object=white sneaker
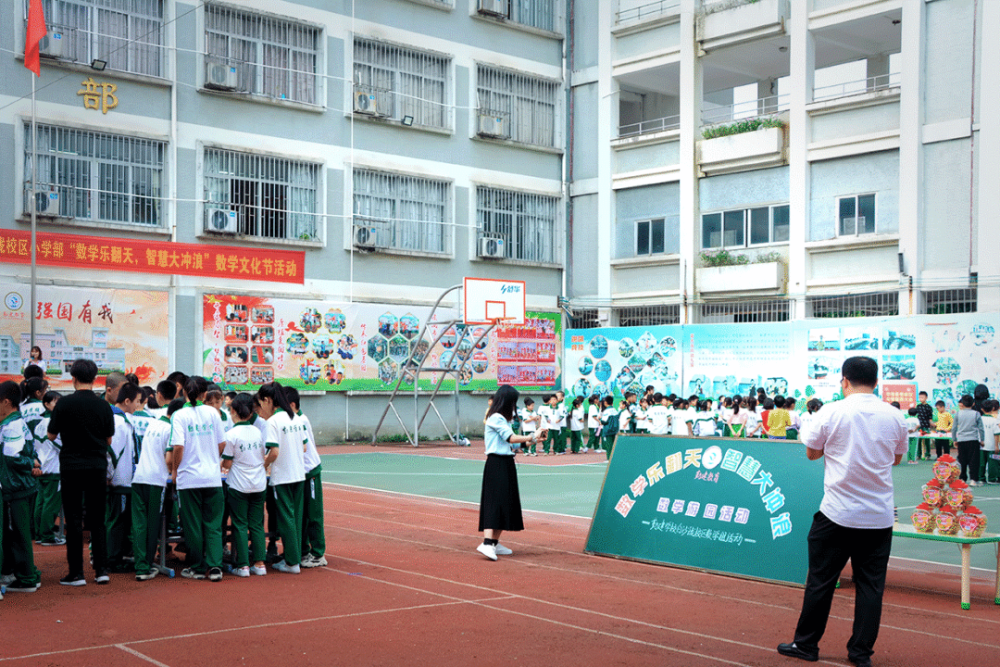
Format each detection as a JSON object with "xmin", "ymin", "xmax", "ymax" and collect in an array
[
  {"xmin": 495, "ymin": 544, "xmax": 513, "ymax": 556},
  {"xmin": 234, "ymin": 566, "xmax": 250, "ymax": 578},
  {"xmin": 272, "ymin": 560, "xmax": 301, "ymax": 574},
  {"xmin": 476, "ymin": 543, "xmax": 497, "ymax": 561},
  {"xmin": 300, "ymin": 554, "xmax": 326, "ymax": 568},
  {"xmin": 250, "ymin": 565, "xmax": 267, "ymax": 576},
  {"xmin": 0, "ymin": 574, "xmax": 14, "ymax": 586}
]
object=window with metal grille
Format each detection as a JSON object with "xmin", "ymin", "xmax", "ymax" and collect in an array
[
  {"xmin": 476, "ymin": 186, "xmax": 558, "ymax": 263},
  {"xmin": 478, "ymin": 0, "xmax": 556, "ymax": 31},
  {"xmin": 701, "ymin": 204, "xmax": 790, "ymax": 250},
  {"xmin": 700, "ymin": 299, "xmax": 790, "ymax": 323},
  {"xmin": 570, "ymin": 309, "xmax": 600, "ymax": 329},
  {"xmin": 353, "ymin": 39, "xmax": 450, "ymax": 129},
  {"xmin": 33, "ymin": 0, "xmax": 163, "ymax": 77},
  {"xmin": 808, "ymin": 291, "xmax": 898, "ymax": 318},
  {"xmin": 837, "ymin": 194, "xmax": 876, "ymax": 236},
  {"xmin": 477, "ymin": 65, "xmax": 558, "ymax": 147},
  {"xmin": 353, "ymin": 169, "xmax": 450, "ymax": 254},
  {"xmin": 205, "ymin": 5, "xmax": 319, "ymax": 105},
  {"xmin": 23, "ymin": 124, "xmax": 164, "ymax": 226},
  {"xmin": 923, "ymin": 288, "xmax": 978, "ymax": 314},
  {"xmin": 204, "ymin": 148, "xmax": 320, "ymax": 241},
  {"xmin": 617, "ymin": 305, "xmax": 680, "ymax": 327}
]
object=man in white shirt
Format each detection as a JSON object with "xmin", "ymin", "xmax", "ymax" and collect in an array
[{"xmin": 778, "ymin": 357, "xmax": 907, "ymax": 667}]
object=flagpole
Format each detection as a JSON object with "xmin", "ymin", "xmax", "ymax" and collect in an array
[{"xmin": 30, "ymin": 72, "xmax": 38, "ymax": 351}]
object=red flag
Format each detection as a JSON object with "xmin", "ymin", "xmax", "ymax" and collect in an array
[{"xmin": 24, "ymin": 0, "xmax": 47, "ymax": 77}]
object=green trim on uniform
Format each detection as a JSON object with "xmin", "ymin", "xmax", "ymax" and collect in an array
[
  {"xmin": 2, "ymin": 493, "xmax": 41, "ymax": 586},
  {"xmin": 273, "ymin": 481, "xmax": 304, "ymax": 566},
  {"xmin": 131, "ymin": 482, "xmax": 164, "ymax": 575},
  {"xmin": 265, "ymin": 442, "xmax": 279, "ymax": 448},
  {"xmin": 221, "ymin": 454, "xmax": 234, "ymax": 460},
  {"xmin": 178, "ymin": 486, "xmax": 225, "ymax": 572},
  {"xmin": 301, "ymin": 466, "xmax": 325, "ymax": 559},
  {"xmin": 32, "ymin": 474, "xmax": 61, "ymax": 542},
  {"xmin": 227, "ymin": 487, "xmax": 265, "ymax": 568}
]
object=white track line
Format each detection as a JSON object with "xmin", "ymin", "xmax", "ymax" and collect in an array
[{"xmin": 116, "ymin": 645, "xmax": 172, "ymax": 667}]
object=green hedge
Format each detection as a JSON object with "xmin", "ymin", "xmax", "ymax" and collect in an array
[{"xmin": 702, "ymin": 116, "xmax": 784, "ymax": 140}]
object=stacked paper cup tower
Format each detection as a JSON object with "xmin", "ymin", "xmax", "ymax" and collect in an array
[{"xmin": 910, "ymin": 455, "xmax": 988, "ymax": 537}]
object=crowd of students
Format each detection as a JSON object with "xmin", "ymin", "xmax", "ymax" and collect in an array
[{"xmin": 0, "ymin": 359, "xmax": 327, "ymax": 599}]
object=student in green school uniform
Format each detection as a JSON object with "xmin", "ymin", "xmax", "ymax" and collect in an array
[
  {"xmin": 257, "ymin": 382, "xmax": 306, "ymax": 574},
  {"xmin": 221, "ymin": 394, "xmax": 274, "ymax": 577},
  {"xmin": 106, "ymin": 383, "xmax": 142, "ymax": 570},
  {"xmin": 586, "ymin": 395, "xmax": 601, "ymax": 452},
  {"xmin": 285, "ymin": 388, "xmax": 327, "ymax": 568},
  {"xmin": 169, "ymin": 376, "xmax": 227, "ymax": 581},
  {"xmin": 599, "ymin": 395, "xmax": 619, "ymax": 460},
  {"xmin": 0, "ymin": 381, "xmax": 41, "ymax": 593},
  {"xmin": 132, "ymin": 398, "xmax": 182, "ymax": 581},
  {"xmin": 204, "ymin": 384, "xmax": 233, "ymax": 555},
  {"xmin": 519, "ymin": 398, "xmax": 540, "ymax": 456},
  {"xmin": 19, "ymin": 378, "xmax": 48, "ymax": 544},
  {"xmin": 32, "ymin": 391, "xmax": 64, "ymax": 546},
  {"xmin": 555, "ymin": 390, "xmax": 570, "ymax": 454},
  {"xmin": 569, "ymin": 397, "xmax": 585, "ymax": 453}
]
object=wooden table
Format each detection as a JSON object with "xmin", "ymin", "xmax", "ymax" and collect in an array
[{"xmin": 892, "ymin": 523, "xmax": 1000, "ymax": 609}]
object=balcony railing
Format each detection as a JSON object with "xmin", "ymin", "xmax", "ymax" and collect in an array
[
  {"xmin": 812, "ymin": 72, "xmax": 901, "ymax": 102},
  {"xmin": 617, "ymin": 113, "xmax": 681, "ymax": 138},
  {"xmin": 615, "ymin": 0, "xmax": 680, "ymax": 24},
  {"xmin": 701, "ymin": 94, "xmax": 788, "ymax": 126}
]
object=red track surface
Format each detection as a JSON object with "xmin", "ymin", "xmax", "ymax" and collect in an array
[{"xmin": 2, "ymin": 448, "xmax": 998, "ymax": 667}]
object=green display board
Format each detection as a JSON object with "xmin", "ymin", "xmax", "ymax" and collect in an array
[{"xmin": 586, "ymin": 436, "xmax": 825, "ymax": 586}]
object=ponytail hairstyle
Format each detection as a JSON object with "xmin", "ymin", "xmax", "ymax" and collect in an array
[
  {"xmin": 258, "ymin": 382, "xmax": 294, "ymax": 417},
  {"xmin": 183, "ymin": 376, "xmax": 209, "ymax": 403},
  {"xmin": 747, "ymin": 397, "xmax": 758, "ymax": 412},
  {"xmin": 23, "ymin": 376, "xmax": 48, "ymax": 402},
  {"xmin": 572, "ymin": 396, "xmax": 583, "ymax": 409}
]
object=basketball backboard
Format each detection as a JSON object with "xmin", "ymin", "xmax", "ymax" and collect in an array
[{"xmin": 463, "ymin": 277, "xmax": 526, "ymax": 325}]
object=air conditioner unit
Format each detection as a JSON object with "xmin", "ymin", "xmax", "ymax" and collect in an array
[
  {"xmin": 39, "ymin": 31, "xmax": 64, "ymax": 59},
  {"xmin": 31, "ymin": 190, "xmax": 60, "ymax": 215},
  {"xmin": 206, "ymin": 208, "xmax": 237, "ymax": 233},
  {"xmin": 353, "ymin": 90, "xmax": 378, "ymax": 115},
  {"xmin": 205, "ymin": 59, "xmax": 239, "ymax": 91},
  {"xmin": 478, "ymin": 236, "xmax": 505, "ymax": 259},
  {"xmin": 354, "ymin": 224, "xmax": 378, "ymax": 248},
  {"xmin": 477, "ymin": 112, "xmax": 509, "ymax": 138},
  {"xmin": 478, "ymin": 0, "xmax": 508, "ymax": 17}
]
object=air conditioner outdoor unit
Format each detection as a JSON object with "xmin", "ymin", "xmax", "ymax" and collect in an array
[
  {"xmin": 39, "ymin": 31, "xmax": 64, "ymax": 59},
  {"xmin": 478, "ymin": 236, "xmax": 505, "ymax": 259},
  {"xmin": 206, "ymin": 208, "xmax": 237, "ymax": 233},
  {"xmin": 31, "ymin": 190, "xmax": 60, "ymax": 215},
  {"xmin": 205, "ymin": 59, "xmax": 239, "ymax": 90},
  {"xmin": 478, "ymin": 0, "xmax": 508, "ymax": 17},
  {"xmin": 353, "ymin": 90, "xmax": 378, "ymax": 115},
  {"xmin": 477, "ymin": 112, "xmax": 509, "ymax": 138},
  {"xmin": 354, "ymin": 224, "xmax": 378, "ymax": 248}
]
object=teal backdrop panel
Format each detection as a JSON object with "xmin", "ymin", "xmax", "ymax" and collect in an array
[{"xmin": 586, "ymin": 435, "xmax": 826, "ymax": 586}]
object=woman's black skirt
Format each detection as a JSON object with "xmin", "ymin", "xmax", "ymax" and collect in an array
[{"xmin": 478, "ymin": 454, "xmax": 524, "ymax": 532}]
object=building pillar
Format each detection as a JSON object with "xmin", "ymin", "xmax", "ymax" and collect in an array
[
  {"xmin": 977, "ymin": 0, "xmax": 1000, "ymax": 314},
  {"xmin": 866, "ymin": 53, "xmax": 890, "ymax": 89},
  {"xmin": 596, "ymin": 0, "xmax": 615, "ymax": 321},
  {"xmin": 787, "ymin": 8, "xmax": 813, "ymax": 321},
  {"xmin": 898, "ymin": 0, "xmax": 925, "ymax": 315},
  {"xmin": 679, "ymin": 0, "xmax": 702, "ymax": 324}
]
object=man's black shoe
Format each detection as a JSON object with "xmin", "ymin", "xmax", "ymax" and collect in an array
[
  {"xmin": 777, "ymin": 643, "xmax": 819, "ymax": 662},
  {"xmin": 849, "ymin": 657, "xmax": 872, "ymax": 667}
]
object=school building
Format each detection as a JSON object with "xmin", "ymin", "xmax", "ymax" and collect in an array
[{"xmin": 1, "ymin": 0, "xmax": 998, "ymax": 437}]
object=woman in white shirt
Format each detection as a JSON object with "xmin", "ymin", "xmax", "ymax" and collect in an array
[
  {"xmin": 476, "ymin": 386, "xmax": 546, "ymax": 561},
  {"xmin": 256, "ymin": 382, "xmax": 307, "ymax": 574}
]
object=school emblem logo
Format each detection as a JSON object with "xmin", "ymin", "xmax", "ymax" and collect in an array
[{"xmin": 5, "ymin": 292, "xmax": 23, "ymax": 311}]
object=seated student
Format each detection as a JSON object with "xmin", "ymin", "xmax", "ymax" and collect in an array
[
  {"xmin": 33, "ymin": 390, "xmax": 64, "ymax": 546},
  {"xmin": 647, "ymin": 394, "xmax": 670, "ymax": 435},
  {"xmin": 132, "ymin": 398, "xmax": 183, "ymax": 581},
  {"xmin": 766, "ymin": 397, "xmax": 792, "ymax": 440},
  {"xmin": 222, "ymin": 394, "xmax": 274, "ymax": 577},
  {"xmin": 0, "ymin": 381, "xmax": 41, "ymax": 593},
  {"xmin": 106, "ymin": 382, "xmax": 142, "ymax": 571},
  {"xmin": 934, "ymin": 400, "xmax": 954, "ymax": 457},
  {"xmin": 285, "ymin": 388, "xmax": 326, "ymax": 569}
]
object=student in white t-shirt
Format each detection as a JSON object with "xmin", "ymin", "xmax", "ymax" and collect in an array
[
  {"xmin": 670, "ymin": 399, "xmax": 693, "ymax": 437},
  {"xmin": 286, "ymin": 387, "xmax": 326, "ymax": 568},
  {"xmin": 569, "ymin": 397, "xmax": 585, "ymax": 453},
  {"xmin": 222, "ymin": 394, "xmax": 275, "ymax": 577},
  {"xmin": 647, "ymin": 393, "xmax": 670, "ymax": 435},
  {"xmin": 132, "ymin": 397, "xmax": 182, "ymax": 581},
  {"xmin": 519, "ymin": 398, "xmax": 539, "ymax": 456},
  {"xmin": 169, "ymin": 376, "xmax": 227, "ymax": 581},
  {"xmin": 257, "ymin": 382, "xmax": 307, "ymax": 574},
  {"xmin": 744, "ymin": 397, "xmax": 762, "ymax": 438},
  {"xmin": 107, "ymin": 383, "xmax": 141, "ymax": 569},
  {"xmin": 32, "ymin": 390, "xmax": 64, "ymax": 547},
  {"xmin": 979, "ymin": 400, "xmax": 999, "ymax": 484},
  {"xmin": 692, "ymin": 401, "xmax": 718, "ymax": 437},
  {"xmin": 634, "ymin": 398, "xmax": 651, "ymax": 434},
  {"xmin": 586, "ymin": 395, "xmax": 601, "ymax": 452}
]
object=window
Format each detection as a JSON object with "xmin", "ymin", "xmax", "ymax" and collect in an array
[
  {"xmin": 617, "ymin": 305, "xmax": 679, "ymax": 327},
  {"xmin": 569, "ymin": 309, "xmax": 600, "ymax": 329},
  {"xmin": 478, "ymin": 0, "xmax": 556, "ymax": 31},
  {"xmin": 808, "ymin": 291, "xmax": 898, "ymax": 318},
  {"xmin": 923, "ymin": 288, "xmax": 977, "ymax": 314},
  {"xmin": 837, "ymin": 194, "xmax": 876, "ymax": 236},
  {"xmin": 36, "ymin": 0, "xmax": 163, "ymax": 77},
  {"xmin": 636, "ymin": 219, "xmax": 666, "ymax": 256},
  {"xmin": 353, "ymin": 169, "xmax": 450, "ymax": 254},
  {"xmin": 477, "ymin": 186, "xmax": 558, "ymax": 263},
  {"xmin": 477, "ymin": 65, "xmax": 558, "ymax": 148},
  {"xmin": 204, "ymin": 148, "xmax": 320, "ymax": 241},
  {"xmin": 701, "ymin": 204, "xmax": 789, "ymax": 249},
  {"xmin": 24, "ymin": 124, "xmax": 164, "ymax": 226},
  {"xmin": 353, "ymin": 39, "xmax": 450, "ymax": 129},
  {"xmin": 205, "ymin": 5, "xmax": 320, "ymax": 105},
  {"xmin": 700, "ymin": 299, "xmax": 790, "ymax": 323}
]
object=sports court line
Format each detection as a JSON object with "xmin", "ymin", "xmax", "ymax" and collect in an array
[
  {"xmin": 323, "ymin": 507, "xmax": 1000, "ymax": 637},
  {"xmin": 116, "ymin": 645, "xmax": 172, "ymax": 667},
  {"xmin": 322, "ymin": 469, "xmax": 605, "ymax": 477},
  {"xmin": 0, "ymin": 601, "xmax": 470, "ymax": 664}
]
